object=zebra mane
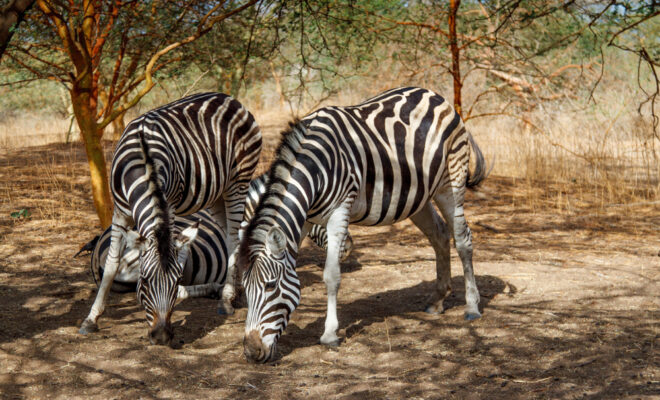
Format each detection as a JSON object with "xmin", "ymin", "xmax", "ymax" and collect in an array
[
  {"xmin": 137, "ymin": 129, "xmax": 172, "ymax": 269},
  {"xmin": 273, "ymin": 119, "xmax": 306, "ymax": 165},
  {"xmin": 236, "ymin": 120, "xmax": 307, "ymax": 272}
]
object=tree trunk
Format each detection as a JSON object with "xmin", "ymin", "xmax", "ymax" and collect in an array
[
  {"xmin": 71, "ymin": 90, "xmax": 113, "ymax": 228},
  {"xmin": 448, "ymin": 0, "xmax": 462, "ymax": 117},
  {"xmin": 270, "ymin": 61, "xmax": 286, "ymax": 110},
  {"xmin": 83, "ymin": 127, "xmax": 113, "ymax": 228}
]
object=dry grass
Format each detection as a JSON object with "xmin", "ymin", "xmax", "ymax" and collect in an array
[{"xmin": 1, "ymin": 53, "xmax": 657, "ymax": 216}]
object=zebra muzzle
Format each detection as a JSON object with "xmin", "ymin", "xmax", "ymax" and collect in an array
[
  {"xmin": 149, "ymin": 321, "xmax": 174, "ymax": 346},
  {"xmin": 243, "ymin": 330, "xmax": 273, "ymax": 363}
]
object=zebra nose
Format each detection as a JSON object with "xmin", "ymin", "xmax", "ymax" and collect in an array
[
  {"xmin": 243, "ymin": 330, "xmax": 267, "ymax": 363},
  {"xmin": 149, "ymin": 322, "xmax": 174, "ymax": 346}
]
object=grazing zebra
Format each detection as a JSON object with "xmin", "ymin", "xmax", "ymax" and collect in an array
[
  {"xmin": 236, "ymin": 87, "xmax": 488, "ymax": 363},
  {"xmin": 87, "ymin": 210, "xmax": 227, "ymax": 298},
  {"xmin": 79, "ymin": 92, "xmax": 262, "ymax": 346},
  {"xmin": 81, "ymin": 175, "xmax": 354, "ymax": 322}
]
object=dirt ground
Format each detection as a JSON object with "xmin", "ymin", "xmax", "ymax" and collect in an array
[{"xmin": 0, "ymin": 136, "xmax": 658, "ymax": 399}]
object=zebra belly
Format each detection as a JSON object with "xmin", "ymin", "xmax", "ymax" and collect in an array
[{"xmin": 348, "ymin": 189, "xmax": 430, "ymax": 226}]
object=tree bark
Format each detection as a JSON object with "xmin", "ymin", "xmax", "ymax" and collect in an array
[
  {"xmin": 448, "ymin": 0, "xmax": 462, "ymax": 117},
  {"xmin": 71, "ymin": 87, "xmax": 113, "ymax": 228},
  {"xmin": 0, "ymin": 0, "xmax": 35, "ymax": 60}
]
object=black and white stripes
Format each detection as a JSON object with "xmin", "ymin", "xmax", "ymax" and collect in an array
[
  {"xmin": 80, "ymin": 92, "xmax": 261, "ymax": 345},
  {"xmin": 90, "ymin": 210, "xmax": 227, "ymax": 298},
  {"xmin": 237, "ymin": 87, "xmax": 487, "ymax": 362},
  {"xmin": 82, "ymin": 173, "xmax": 354, "ymax": 337}
]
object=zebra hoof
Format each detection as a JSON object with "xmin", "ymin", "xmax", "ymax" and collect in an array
[
  {"xmin": 321, "ymin": 339, "xmax": 342, "ymax": 349},
  {"xmin": 464, "ymin": 311, "xmax": 482, "ymax": 321},
  {"xmin": 217, "ymin": 305, "xmax": 235, "ymax": 316},
  {"xmin": 424, "ymin": 304, "xmax": 444, "ymax": 315},
  {"xmin": 79, "ymin": 319, "xmax": 99, "ymax": 335}
]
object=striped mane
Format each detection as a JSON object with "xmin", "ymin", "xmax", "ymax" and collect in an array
[
  {"xmin": 137, "ymin": 129, "xmax": 172, "ymax": 270},
  {"xmin": 237, "ymin": 120, "xmax": 307, "ymax": 270}
]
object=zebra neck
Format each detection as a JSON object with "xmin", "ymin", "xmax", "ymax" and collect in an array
[
  {"xmin": 129, "ymin": 139, "xmax": 175, "ymax": 241},
  {"xmin": 251, "ymin": 161, "xmax": 319, "ymax": 256}
]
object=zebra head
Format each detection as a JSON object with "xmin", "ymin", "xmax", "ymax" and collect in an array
[
  {"xmin": 123, "ymin": 221, "xmax": 199, "ymax": 346},
  {"xmin": 240, "ymin": 226, "xmax": 301, "ymax": 363}
]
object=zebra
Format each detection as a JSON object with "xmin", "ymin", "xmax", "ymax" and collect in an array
[
  {"xmin": 79, "ymin": 92, "xmax": 262, "ymax": 346},
  {"xmin": 79, "ymin": 175, "xmax": 355, "ymax": 326},
  {"xmin": 85, "ymin": 209, "xmax": 227, "ymax": 299},
  {"xmin": 236, "ymin": 87, "xmax": 488, "ymax": 363}
]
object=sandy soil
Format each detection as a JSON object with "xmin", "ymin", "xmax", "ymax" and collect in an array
[{"xmin": 0, "ymin": 137, "xmax": 658, "ymax": 399}]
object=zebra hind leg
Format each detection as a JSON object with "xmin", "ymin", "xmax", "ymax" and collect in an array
[
  {"xmin": 409, "ymin": 202, "xmax": 452, "ymax": 315},
  {"xmin": 209, "ymin": 197, "xmax": 236, "ymax": 315},
  {"xmin": 307, "ymin": 224, "xmax": 354, "ymax": 261},
  {"xmin": 177, "ymin": 282, "xmax": 222, "ymax": 302},
  {"xmin": 434, "ymin": 190, "xmax": 481, "ymax": 321}
]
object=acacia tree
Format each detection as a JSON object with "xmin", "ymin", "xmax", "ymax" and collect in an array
[
  {"xmin": 3, "ymin": 0, "xmax": 258, "ymax": 227},
  {"xmin": 353, "ymin": 0, "xmax": 658, "ymax": 130}
]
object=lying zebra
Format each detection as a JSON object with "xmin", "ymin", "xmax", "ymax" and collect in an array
[{"xmin": 79, "ymin": 174, "xmax": 354, "ymax": 310}]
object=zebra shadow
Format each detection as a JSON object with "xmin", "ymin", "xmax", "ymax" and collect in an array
[{"xmin": 276, "ymin": 274, "xmax": 514, "ymax": 359}]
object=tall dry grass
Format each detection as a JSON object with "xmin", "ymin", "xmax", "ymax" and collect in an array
[{"xmin": 1, "ymin": 53, "xmax": 657, "ymax": 215}]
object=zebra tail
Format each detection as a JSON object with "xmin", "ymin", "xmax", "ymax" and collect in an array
[
  {"xmin": 466, "ymin": 133, "xmax": 491, "ymax": 189},
  {"xmin": 74, "ymin": 235, "xmax": 100, "ymax": 258}
]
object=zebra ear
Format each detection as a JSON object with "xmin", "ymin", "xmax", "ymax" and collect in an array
[
  {"xmin": 266, "ymin": 226, "xmax": 286, "ymax": 257},
  {"xmin": 175, "ymin": 221, "xmax": 199, "ymax": 251},
  {"xmin": 123, "ymin": 230, "xmax": 147, "ymax": 252}
]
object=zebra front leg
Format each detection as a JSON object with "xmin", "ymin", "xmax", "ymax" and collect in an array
[
  {"xmin": 177, "ymin": 282, "xmax": 222, "ymax": 302},
  {"xmin": 410, "ymin": 202, "xmax": 452, "ymax": 314},
  {"xmin": 307, "ymin": 224, "xmax": 354, "ymax": 261},
  {"xmin": 434, "ymin": 190, "xmax": 481, "ymax": 320},
  {"xmin": 209, "ymin": 198, "xmax": 236, "ymax": 315},
  {"xmin": 215, "ymin": 186, "xmax": 249, "ymax": 315},
  {"xmin": 80, "ymin": 213, "xmax": 132, "ymax": 334},
  {"xmin": 320, "ymin": 203, "xmax": 352, "ymax": 346}
]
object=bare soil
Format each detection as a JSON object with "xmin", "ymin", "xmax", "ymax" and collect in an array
[{"xmin": 0, "ymin": 137, "xmax": 658, "ymax": 399}]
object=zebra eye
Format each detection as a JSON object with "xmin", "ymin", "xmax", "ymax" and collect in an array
[{"xmin": 265, "ymin": 280, "xmax": 277, "ymax": 290}]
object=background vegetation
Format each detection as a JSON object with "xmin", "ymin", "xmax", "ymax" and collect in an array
[{"xmin": 1, "ymin": 0, "xmax": 658, "ymax": 225}]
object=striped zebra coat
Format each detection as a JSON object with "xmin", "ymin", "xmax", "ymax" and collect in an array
[
  {"xmin": 237, "ymin": 87, "xmax": 487, "ymax": 362},
  {"xmin": 88, "ymin": 210, "xmax": 227, "ymax": 298},
  {"xmin": 79, "ymin": 92, "xmax": 261, "ymax": 346},
  {"xmin": 82, "ymin": 175, "xmax": 354, "ymax": 301}
]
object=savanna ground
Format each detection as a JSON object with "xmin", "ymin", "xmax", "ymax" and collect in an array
[{"xmin": 0, "ymin": 117, "xmax": 659, "ymax": 399}]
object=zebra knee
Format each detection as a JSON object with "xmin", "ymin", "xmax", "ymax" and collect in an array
[{"xmin": 323, "ymin": 270, "xmax": 341, "ymax": 293}]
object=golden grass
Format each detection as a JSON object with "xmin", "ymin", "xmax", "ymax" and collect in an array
[{"xmin": 1, "ymin": 68, "xmax": 657, "ymax": 215}]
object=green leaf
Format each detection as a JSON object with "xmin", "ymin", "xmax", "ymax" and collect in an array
[{"xmin": 10, "ymin": 209, "xmax": 30, "ymax": 219}]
